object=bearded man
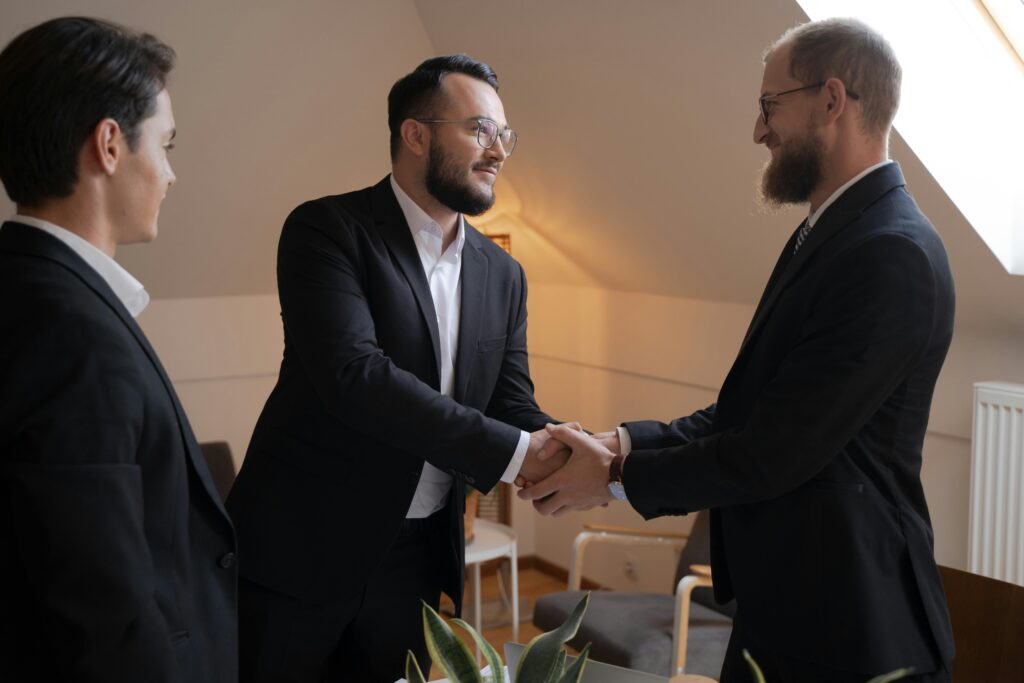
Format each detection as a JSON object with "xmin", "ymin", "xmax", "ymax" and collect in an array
[
  {"xmin": 521, "ymin": 19, "xmax": 956, "ymax": 682},
  {"xmin": 226, "ymin": 55, "xmax": 565, "ymax": 682}
]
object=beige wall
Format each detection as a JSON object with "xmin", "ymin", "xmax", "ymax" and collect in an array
[
  {"xmin": 5, "ymin": 0, "xmax": 1024, "ymax": 597},
  {"xmin": 521, "ymin": 284, "xmax": 1024, "ymax": 591},
  {"xmin": 133, "ymin": 281, "xmax": 1024, "ymax": 594}
]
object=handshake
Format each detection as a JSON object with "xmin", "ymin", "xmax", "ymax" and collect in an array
[{"xmin": 512, "ymin": 423, "xmax": 624, "ymax": 517}]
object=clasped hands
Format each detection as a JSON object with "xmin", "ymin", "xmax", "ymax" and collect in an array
[{"xmin": 513, "ymin": 423, "xmax": 622, "ymax": 517}]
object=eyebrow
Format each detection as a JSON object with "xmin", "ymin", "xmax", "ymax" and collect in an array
[{"xmin": 167, "ymin": 128, "xmax": 177, "ymax": 141}]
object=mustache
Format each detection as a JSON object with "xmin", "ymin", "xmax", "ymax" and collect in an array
[{"xmin": 472, "ymin": 161, "xmax": 501, "ymax": 172}]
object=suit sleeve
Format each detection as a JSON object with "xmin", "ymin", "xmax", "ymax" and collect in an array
[
  {"xmin": 624, "ymin": 405, "xmax": 717, "ymax": 450},
  {"xmin": 0, "ymin": 303, "xmax": 180, "ymax": 682},
  {"xmin": 277, "ymin": 200, "xmax": 521, "ymax": 491},
  {"xmin": 483, "ymin": 262, "xmax": 554, "ymax": 432},
  {"xmin": 624, "ymin": 234, "xmax": 939, "ymax": 518}
]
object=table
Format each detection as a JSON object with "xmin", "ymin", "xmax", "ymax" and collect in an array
[{"xmin": 464, "ymin": 519, "xmax": 518, "ymax": 661}]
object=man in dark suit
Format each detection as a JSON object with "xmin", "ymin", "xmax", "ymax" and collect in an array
[
  {"xmin": 0, "ymin": 17, "xmax": 237, "ymax": 683},
  {"xmin": 523, "ymin": 19, "xmax": 955, "ymax": 682},
  {"xmin": 226, "ymin": 55, "xmax": 565, "ymax": 682}
]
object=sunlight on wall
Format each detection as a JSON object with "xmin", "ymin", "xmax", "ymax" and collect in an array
[
  {"xmin": 473, "ymin": 177, "xmax": 601, "ymax": 288},
  {"xmin": 796, "ymin": 0, "xmax": 1024, "ymax": 275}
]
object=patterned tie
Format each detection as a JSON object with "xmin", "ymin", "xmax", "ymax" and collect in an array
[{"xmin": 793, "ymin": 219, "xmax": 812, "ymax": 253}]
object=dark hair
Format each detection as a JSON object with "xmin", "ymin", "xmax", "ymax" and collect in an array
[
  {"xmin": 0, "ymin": 16, "xmax": 176, "ymax": 207},
  {"xmin": 766, "ymin": 18, "xmax": 901, "ymax": 138},
  {"xmin": 387, "ymin": 54, "xmax": 499, "ymax": 160}
]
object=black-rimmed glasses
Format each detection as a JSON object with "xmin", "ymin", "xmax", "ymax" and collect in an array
[
  {"xmin": 415, "ymin": 117, "xmax": 518, "ymax": 156},
  {"xmin": 758, "ymin": 81, "xmax": 860, "ymax": 123}
]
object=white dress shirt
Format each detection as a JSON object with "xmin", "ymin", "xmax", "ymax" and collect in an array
[
  {"xmin": 7, "ymin": 215, "xmax": 150, "ymax": 317},
  {"xmin": 389, "ymin": 177, "xmax": 530, "ymax": 518}
]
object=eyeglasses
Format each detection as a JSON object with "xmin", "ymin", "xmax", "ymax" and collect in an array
[
  {"xmin": 414, "ymin": 117, "xmax": 518, "ymax": 156},
  {"xmin": 758, "ymin": 81, "xmax": 860, "ymax": 123}
]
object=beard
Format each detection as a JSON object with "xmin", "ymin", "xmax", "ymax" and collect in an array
[
  {"xmin": 425, "ymin": 138, "xmax": 496, "ymax": 216},
  {"xmin": 759, "ymin": 121, "xmax": 825, "ymax": 206}
]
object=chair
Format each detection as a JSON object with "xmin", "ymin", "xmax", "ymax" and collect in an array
[
  {"xmin": 534, "ymin": 510, "xmax": 733, "ymax": 680},
  {"xmin": 198, "ymin": 441, "xmax": 237, "ymax": 502},
  {"xmin": 937, "ymin": 565, "xmax": 1024, "ymax": 680}
]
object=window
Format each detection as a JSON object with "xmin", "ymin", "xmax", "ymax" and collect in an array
[{"xmin": 796, "ymin": 0, "xmax": 1024, "ymax": 275}]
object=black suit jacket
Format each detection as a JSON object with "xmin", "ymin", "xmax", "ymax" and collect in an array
[
  {"xmin": 622, "ymin": 163, "xmax": 955, "ymax": 675},
  {"xmin": 226, "ymin": 177, "xmax": 552, "ymax": 609},
  {"xmin": 0, "ymin": 223, "xmax": 238, "ymax": 682}
]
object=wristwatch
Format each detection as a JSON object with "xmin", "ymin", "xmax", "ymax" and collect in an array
[{"xmin": 607, "ymin": 453, "xmax": 627, "ymax": 501}]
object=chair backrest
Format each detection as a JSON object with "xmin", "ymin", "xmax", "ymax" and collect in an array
[
  {"xmin": 673, "ymin": 509, "xmax": 736, "ymax": 618},
  {"xmin": 938, "ymin": 564, "xmax": 1024, "ymax": 680},
  {"xmin": 198, "ymin": 441, "xmax": 236, "ymax": 502}
]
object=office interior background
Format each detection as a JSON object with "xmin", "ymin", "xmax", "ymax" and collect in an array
[{"xmin": 3, "ymin": 0, "xmax": 1023, "ymax": 595}]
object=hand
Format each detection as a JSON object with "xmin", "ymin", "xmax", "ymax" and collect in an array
[
  {"xmin": 517, "ymin": 423, "xmax": 616, "ymax": 516},
  {"xmin": 592, "ymin": 430, "xmax": 622, "ymax": 455},
  {"xmin": 515, "ymin": 424, "xmax": 576, "ymax": 486}
]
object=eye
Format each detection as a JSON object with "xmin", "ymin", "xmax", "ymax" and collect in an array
[{"xmin": 164, "ymin": 143, "xmax": 175, "ymax": 151}]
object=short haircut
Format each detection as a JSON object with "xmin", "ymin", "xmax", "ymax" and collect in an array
[
  {"xmin": 766, "ymin": 18, "xmax": 901, "ymax": 138},
  {"xmin": 0, "ymin": 17, "xmax": 176, "ymax": 207},
  {"xmin": 387, "ymin": 54, "xmax": 499, "ymax": 160}
]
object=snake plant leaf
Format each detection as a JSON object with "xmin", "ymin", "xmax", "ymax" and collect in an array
[
  {"xmin": 405, "ymin": 650, "xmax": 427, "ymax": 683},
  {"xmin": 866, "ymin": 668, "xmax": 915, "ymax": 683},
  {"xmin": 544, "ymin": 651, "xmax": 569, "ymax": 679},
  {"xmin": 548, "ymin": 651, "xmax": 567, "ymax": 683},
  {"xmin": 515, "ymin": 593, "xmax": 590, "ymax": 683},
  {"xmin": 553, "ymin": 643, "xmax": 591, "ymax": 683},
  {"xmin": 451, "ymin": 618, "xmax": 504, "ymax": 683},
  {"xmin": 742, "ymin": 649, "xmax": 766, "ymax": 683},
  {"xmin": 421, "ymin": 600, "xmax": 483, "ymax": 683}
]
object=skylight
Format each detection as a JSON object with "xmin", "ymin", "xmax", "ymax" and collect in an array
[
  {"xmin": 981, "ymin": 0, "xmax": 1024, "ymax": 61},
  {"xmin": 795, "ymin": 0, "xmax": 1024, "ymax": 275}
]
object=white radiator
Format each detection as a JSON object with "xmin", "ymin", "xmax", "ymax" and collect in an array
[{"xmin": 969, "ymin": 381, "xmax": 1024, "ymax": 587}]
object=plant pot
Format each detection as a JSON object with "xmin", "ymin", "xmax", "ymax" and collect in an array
[{"xmin": 464, "ymin": 489, "xmax": 479, "ymax": 544}]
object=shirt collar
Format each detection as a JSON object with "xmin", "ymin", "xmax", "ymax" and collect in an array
[
  {"xmin": 389, "ymin": 175, "xmax": 466, "ymax": 257},
  {"xmin": 9, "ymin": 215, "xmax": 150, "ymax": 317},
  {"xmin": 807, "ymin": 159, "xmax": 893, "ymax": 228}
]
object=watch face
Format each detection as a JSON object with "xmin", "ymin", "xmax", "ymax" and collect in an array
[{"xmin": 607, "ymin": 481, "xmax": 627, "ymax": 501}]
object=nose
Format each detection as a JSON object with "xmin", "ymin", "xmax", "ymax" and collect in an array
[
  {"xmin": 753, "ymin": 113, "xmax": 769, "ymax": 145},
  {"xmin": 167, "ymin": 164, "xmax": 177, "ymax": 188},
  {"xmin": 486, "ymin": 138, "xmax": 508, "ymax": 163}
]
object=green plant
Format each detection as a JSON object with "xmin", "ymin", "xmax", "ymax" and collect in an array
[
  {"xmin": 742, "ymin": 649, "xmax": 914, "ymax": 683},
  {"xmin": 405, "ymin": 593, "xmax": 591, "ymax": 683}
]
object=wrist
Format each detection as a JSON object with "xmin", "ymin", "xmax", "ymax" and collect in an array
[
  {"xmin": 608, "ymin": 453, "xmax": 626, "ymax": 484},
  {"xmin": 607, "ymin": 453, "xmax": 627, "ymax": 502}
]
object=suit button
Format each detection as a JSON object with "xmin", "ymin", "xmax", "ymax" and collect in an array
[
  {"xmin": 465, "ymin": 476, "xmax": 476, "ymax": 485},
  {"xmin": 218, "ymin": 552, "xmax": 236, "ymax": 569}
]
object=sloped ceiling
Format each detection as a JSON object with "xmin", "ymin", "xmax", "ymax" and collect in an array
[
  {"xmin": 1, "ymin": 0, "xmax": 1021, "ymax": 334},
  {"xmin": 414, "ymin": 0, "xmax": 1024, "ymax": 333}
]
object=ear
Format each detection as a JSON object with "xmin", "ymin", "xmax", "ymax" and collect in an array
[
  {"xmin": 87, "ymin": 118, "xmax": 124, "ymax": 176},
  {"xmin": 821, "ymin": 77, "xmax": 850, "ymax": 124},
  {"xmin": 400, "ymin": 118, "xmax": 429, "ymax": 158}
]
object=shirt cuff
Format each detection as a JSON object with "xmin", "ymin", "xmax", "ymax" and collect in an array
[
  {"xmin": 500, "ymin": 430, "xmax": 531, "ymax": 483},
  {"xmin": 616, "ymin": 426, "xmax": 633, "ymax": 455}
]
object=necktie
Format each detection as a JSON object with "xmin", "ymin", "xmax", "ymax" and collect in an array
[{"xmin": 794, "ymin": 219, "xmax": 812, "ymax": 253}]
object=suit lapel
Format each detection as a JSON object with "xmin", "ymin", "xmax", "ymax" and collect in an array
[
  {"xmin": 453, "ymin": 228, "xmax": 488, "ymax": 402},
  {"xmin": 734, "ymin": 162, "xmax": 907, "ymax": 360},
  {"xmin": 371, "ymin": 178, "xmax": 442, "ymax": 379},
  {"xmin": 0, "ymin": 222, "xmax": 229, "ymax": 517}
]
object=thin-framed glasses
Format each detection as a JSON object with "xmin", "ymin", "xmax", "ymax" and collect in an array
[
  {"xmin": 414, "ymin": 117, "xmax": 518, "ymax": 156},
  {"xmin": 758, "ymin": 81, "xmax": 860, "ymax": 123}
]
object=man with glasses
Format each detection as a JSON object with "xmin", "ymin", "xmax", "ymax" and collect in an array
[
  {"xmin": 522, "ymin": 18, "xmax": 955, "ymax": 682},
  {"xmin": 226, "ymin": 54, "xmax": 565, "ymax": 682}
]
